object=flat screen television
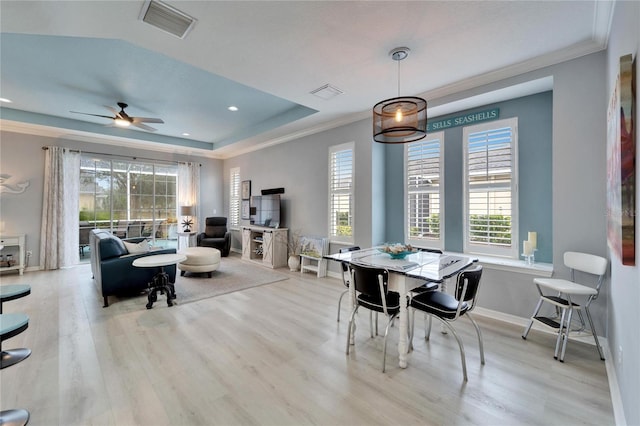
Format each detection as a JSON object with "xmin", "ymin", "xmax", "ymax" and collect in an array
[{"xmin": 250, "ymin": 194, "xmax": 281, "ymax": 228}]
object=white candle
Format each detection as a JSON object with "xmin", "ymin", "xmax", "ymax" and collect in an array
[
  {"xmin": 528, "ymin": 232, "xmax": 537, "ymax": 250},
  {"xmin": 523, "ymin": 240, "xmax": 532, "ymax": 256}
]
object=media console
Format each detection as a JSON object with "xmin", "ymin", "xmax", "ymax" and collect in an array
[{"xmin": 241, "ymin": 226, "xmax": 288, "ymax": 269}]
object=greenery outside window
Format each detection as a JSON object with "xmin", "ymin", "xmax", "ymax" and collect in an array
[
  {"xmin": 463, "ymin": 118, "xmax": 518, "ymax": 257},
  {"xmin": 405, "ymin": 132, "xmax": 444, "ymax": 249},
  {"xmin": 329, "ymin": 142, "xmax": 354, "ymax": 243},
  {"xmin": 79, "ymin": 156, "xmax": 178, "ymax": 241}
]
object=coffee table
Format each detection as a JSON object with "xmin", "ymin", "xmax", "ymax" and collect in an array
[{"xmin": 132, "ymin": 254, "xmax": 186, "ymax": 309}]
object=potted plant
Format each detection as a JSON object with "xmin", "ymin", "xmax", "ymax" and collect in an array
[{"xmin": 287, "ymin": 230, "xmax": 302, "ymax": 271}]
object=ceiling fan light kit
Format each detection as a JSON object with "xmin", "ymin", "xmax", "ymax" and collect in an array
[
  {"xmin": 373, "ymin": 47, "xmax": 427, "ymax": 144},
  {"xmin": 71, "ymin": 102, "xmax": 164, "ymax": 132}
]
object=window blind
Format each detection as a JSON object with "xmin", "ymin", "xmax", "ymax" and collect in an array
[
  {"xmin": 406, "ymin": 134, "xmax": 443, "ymax": 246},
  {"xmin": 329, "ymin": 143, "xmax": 354, "ymax": 241},
  {"xmin": 464, "ymin": 118, "xmax": 517, "ymax": 256},
  {"xmin": 229, "ymin": 167, "xmax": 240, "ymax": 227}
]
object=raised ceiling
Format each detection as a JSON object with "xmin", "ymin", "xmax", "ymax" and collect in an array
[{"xmin": 0, "ymin": 1, "xmax": 613, "ymax": 159}]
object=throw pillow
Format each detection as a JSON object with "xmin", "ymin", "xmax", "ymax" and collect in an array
[{"xmin": 123, "ymin": 239, "xmax": 150, "ymax": 254}]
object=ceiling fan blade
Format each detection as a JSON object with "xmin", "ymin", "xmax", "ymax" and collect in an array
[
  {"xmin": 132, "ymin": 122, "xmax": 157, "ymax": 132},
  {"xmin": 70, "ymin": 111, "xmax": 114, "ymax": 120},
  {"xmin": 132, "ymin": 117, "xmax": 164, "ymax": 124},
  {"xmin": 105, "ymin": 106, "xmax": 124, "ymax": 119}
]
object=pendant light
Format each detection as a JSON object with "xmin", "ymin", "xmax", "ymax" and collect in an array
[{"xmin": 373, "ymin": 47, "xmax": 427, "ymax": 144}]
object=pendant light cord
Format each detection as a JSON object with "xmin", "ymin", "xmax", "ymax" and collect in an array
[{"xmin": 397, "ymin": 59, "xmax": 401, "ymax": 97}]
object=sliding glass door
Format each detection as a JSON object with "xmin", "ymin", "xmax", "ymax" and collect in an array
[{"xmin": 79, "ymin": 156, "xmax": 178, "ymax": 244}]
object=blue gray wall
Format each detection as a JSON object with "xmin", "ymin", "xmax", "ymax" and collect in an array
[{"xmin": 384, "ymin": 92, "xmax": 553, "ymax": 262}]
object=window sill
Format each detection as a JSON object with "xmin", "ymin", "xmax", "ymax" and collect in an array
[{"xmin": 471, "ymin": 254, "xmax": 553, "ymax": 277}]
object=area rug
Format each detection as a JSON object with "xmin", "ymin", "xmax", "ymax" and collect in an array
[
  {"xmin": 173, "ymin": 253, "xmax": 289, "ymax": 305},
  {"xmin": 106, "ymin": 253, "xmax": 289, "ymax": 310}
]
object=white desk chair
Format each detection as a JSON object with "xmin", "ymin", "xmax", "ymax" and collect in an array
[{"xmin": 522, "ymin": 251, "xmax": 608, "ymax": 362}]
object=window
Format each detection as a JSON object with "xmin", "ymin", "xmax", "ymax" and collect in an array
[
  {"xmin": 463, "ymin": 118, "xmax": 518, "ymax": 257},
  {"xmin": 405, "ymin": 132, "xmax": 444, "ymax": 249},
  {"xmin": 79, "ymin": 156, "xmax": 178, "ymax": 241},
  {"xmin": 329, "ymin": 142, "xmax": 354, "ymax": 242},
  {"xmin": 229, "ymin": 167, "xmax": 240, "ymax": 227}
]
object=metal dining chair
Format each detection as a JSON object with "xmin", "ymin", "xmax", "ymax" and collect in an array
[
  {"xmin": 336, "ymin": 246, "xmax": 360, "ymax": 322},
  {"xmin": 346, "ymin": 263, "xmax": 400, "ymax": 372},
  {"xmin": 522, "ymin": 251, "xmax": 608, "ymax": 362},
  {"xmin": 409, "ymin": 265, "xmax": 484, "ymax": 381}
]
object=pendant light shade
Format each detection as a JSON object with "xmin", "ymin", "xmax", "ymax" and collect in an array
[
  {"xmin": 373, "ymin": 47, "xmax": 427, "ymax": 144},
  {"xmin": 373, "ymin": 96, "xmax": 427, "ymax": 143}
]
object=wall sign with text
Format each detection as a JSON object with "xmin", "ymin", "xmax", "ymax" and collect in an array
[{"xmin": 427, "ymin": 108, "xmax": 500, "ymax": 132}]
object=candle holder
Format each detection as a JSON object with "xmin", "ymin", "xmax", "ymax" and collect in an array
[{"xmin": 522, "ymin": 249, "xmax": 537, "ymax": 265}]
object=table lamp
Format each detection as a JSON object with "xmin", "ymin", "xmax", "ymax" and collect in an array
[{"xmin": 180, "ymin": 205, "xmax": 195, "ymax": 232}]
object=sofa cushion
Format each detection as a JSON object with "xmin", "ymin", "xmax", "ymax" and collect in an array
[
  {"xmin": 99, "ymin": 236, "xmax": 128, "ymax": 260},
  {"xmin": 123, "ymin": 239, "xmax": 150, "ymax": 254}
]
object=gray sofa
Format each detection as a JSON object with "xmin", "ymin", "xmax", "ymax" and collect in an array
[{"xmin": 90, "ymin": 229, "xmax": 177, "ymax": 307}]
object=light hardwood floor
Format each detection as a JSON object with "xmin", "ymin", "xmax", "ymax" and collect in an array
[{"xmin": 1, "ymin": 260, "xmax": 615, "ymax": 425}]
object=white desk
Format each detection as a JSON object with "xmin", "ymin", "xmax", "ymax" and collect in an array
[
  {"xmin": 0, "ymin": 235, "xmax": 25, "ymax": 275},
  {"xmin": 326, "ymin": 248, "xmax": 475, "ymax": 368}
]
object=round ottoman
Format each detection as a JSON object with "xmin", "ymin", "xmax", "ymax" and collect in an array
[{"xmin": 178, "ymin": 247, "xmax": 221, "ymax": 277}]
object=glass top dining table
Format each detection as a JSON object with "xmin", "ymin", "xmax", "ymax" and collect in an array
[{"xmin": 325, "ymin": 247, "xmax": 476, "ymax": 368}]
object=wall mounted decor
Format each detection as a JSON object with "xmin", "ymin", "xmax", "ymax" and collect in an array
[
  {"xmin": 0, "ymin": 174, "xmax": 30, "ymax": 194},
  {"xmin": 242, "ymin": 180, "xmax": 251, "ymax": 200},
  {"xmin": 607, "ymin": 53, "xmax": 636, "ymax": 266},
  {"xmin": 241, "ymin": 200, "xmax": 250, "ymax": 220}
]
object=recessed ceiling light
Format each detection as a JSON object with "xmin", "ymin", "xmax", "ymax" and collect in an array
[
  {"xmin": 0, "ymin": 98, "xmax": 13, "ymax": 103},
  {"xmin": 228, "ymin": 106, "xmax": 238, "ymax": 112},
  {"xmin": 182, "ymin": 132, "xmax": 190, "ymax": 136}
]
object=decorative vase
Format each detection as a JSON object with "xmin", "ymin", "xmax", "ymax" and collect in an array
[{"xmin": 288, "ymin": 255, "xmax": 300, "ymax": 272}]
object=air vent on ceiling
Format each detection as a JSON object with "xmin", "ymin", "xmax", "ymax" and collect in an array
[
  {"xmin": 310, "ymin": 84, "xmax": 344, "ymax": 100},
  {"xmin": 139, "ymin": 0, "xmax": 196, "ymax": 39}
]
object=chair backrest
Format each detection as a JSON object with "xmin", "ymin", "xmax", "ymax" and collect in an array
[
  {"xmin": 204, "ymin": 217, "xmax": 228, "ymax": 238},
  {"xmin": 564, "ymin": 251, "xmax": 608, "ymax": 276},
  {"xmin": 454, "ymin": 264, "xmax": 483, "ymax": 311},
  {"xmin": 79, "ymin": 221, "xmax": 92, "ymax": 245},
  {"xmin": 418, "ymin": 247, "xmax": 443, "ymax": 254},
  {"xmin": 564, "ymin": 251, "xmax": 608, "ymax": 295},
  {"xmin": 339, "ymin": 246, "xmax": 361, "ymax": 274},
  {"xmin": 349, "ymin": 263, "xmax": 390, "ymax": 305}
]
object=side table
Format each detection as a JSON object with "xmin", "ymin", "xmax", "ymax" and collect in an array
[
  {"xmin": 177, "ymin": 232, "xmax": 197, "ymax": 251},
  {"xmin": 133, "ymin": 254, "xmax": 186, "ymax": 309}
]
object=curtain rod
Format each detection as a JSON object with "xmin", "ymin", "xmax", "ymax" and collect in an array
[{"xmin": 42, "ymin": 146, "xmax": 201, "ymax": 166}]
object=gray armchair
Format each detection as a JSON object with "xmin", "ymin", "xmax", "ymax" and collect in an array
[{"xmin": 197, "ymin": 217, "xmax": 231, "ymax": 257}]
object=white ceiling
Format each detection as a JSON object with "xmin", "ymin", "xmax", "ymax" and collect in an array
[{"xmin": 0, "ymin": 1, "xmax": 614, "ymax": 159}]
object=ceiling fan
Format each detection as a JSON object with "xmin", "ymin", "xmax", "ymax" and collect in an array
[{"xmin": 71, "ymin": 102, "xmax": 164, "ymax": 131}]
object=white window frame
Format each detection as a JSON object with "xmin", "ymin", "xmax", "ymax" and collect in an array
[
  {"xmin": 229, "ymin": 167, "xmax": 240, "ymax": 228},
  {"xmin": 404, "ymin": 132, "xmax": 444, "ymax": 250},
  {"xmin": 463, "ymin": 117, "xmax": 518, "ymax": 258},
  {"xmin": 328, "ymin": 142, "xmax": 355, "ymax": 244}
]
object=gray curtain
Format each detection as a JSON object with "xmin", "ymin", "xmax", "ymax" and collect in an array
[{"xmin": 40, "ymin": 146, "xmax": 80, "ymax": 269}]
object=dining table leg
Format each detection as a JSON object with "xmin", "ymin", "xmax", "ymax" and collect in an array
[
  {"xmin": 391, "ymin": 274, "xmax": 410, "ymax": 368},
  {"xmin": 349, "ymin": 268, "xmax": 356, "ymax": 345}
]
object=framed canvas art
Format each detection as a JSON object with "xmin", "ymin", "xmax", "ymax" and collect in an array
[
  {"xmin": 241, "ymin": 200, "xmax": 250, "ymax": 220},
  {"xmin": 242, "ymin": 180, "xmax": 251, "ymax": 200},
  {"xmin": 607, "ymin": 54, "xmax": 636, "ymax": 265}
]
